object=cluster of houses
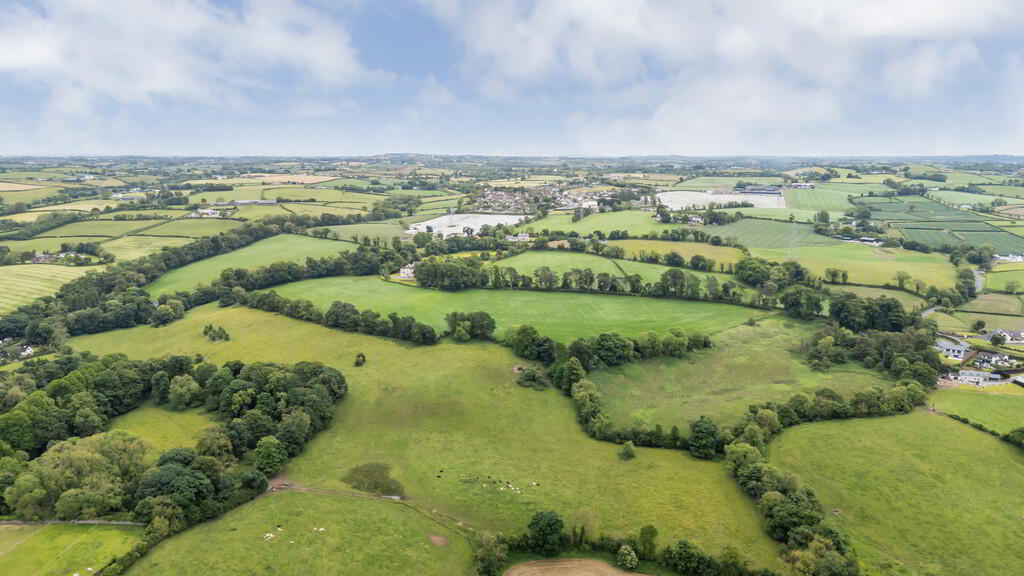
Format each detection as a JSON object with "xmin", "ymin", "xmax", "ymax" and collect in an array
[
  {"xmin": 211, "ymin": 199, "xmax": 277, "ymax": 206},
  {"xmin": 188, "ymin": 208, "xmax": 221, "ymax": 218},
  {"xmin": 504, "ymin": 233, "xmax": 531, "ymax": 243},
  {"xmin": 993, "ymin": 254, "xmax": 1024, "ymax": 264},
  {"xmin": 30, "ymin": 251, "xmax": 79, "ymax": 264},
  {"xmin": 0, "ymin": 338, "xmax": 34, "ymax": 362},
  {"xmin": 935, "ymin": 337, "xmax": 1022, "ymax": 387}
]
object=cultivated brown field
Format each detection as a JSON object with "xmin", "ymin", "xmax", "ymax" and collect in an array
[
  {"xmin": 0, "ymin": 181, "xmax": 42, "ymax": 191},
  {"xmin": 504, "ymin": 559, "xmax": 635, "ymax": 576}
]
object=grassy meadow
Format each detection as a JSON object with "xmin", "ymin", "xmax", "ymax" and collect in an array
[
  {"xmin": 930, "ymin": 389, "xmax": 1024, "ymax": 434},
  {"xmin": 107, "ymin": 400, "xmax": 217, "ymax": 462},
  {"xmin": 770, "ymin": 411, "xmax": 1024, "ymax": 576},
  {"xmin": 326, "ymin": 221, "xmax": 407, "ymax": 242},
  {"xmin": 783, "ymin": 187, "xmax": 859, "ymax": 211},
  {"xmin": 128, "ymin": 491, "xmax": 473, "ymax": 576},
  {"xmin": 100, "ymin": 235, "xmax": 193, "ymax": 260},
  {"xmin": 0, "ymin": 524, "xmax": 142, "ymax": 576},
  {"xmin": 69, "ymin": 305, "xmax": 783, "ymax": 570},
  {"xmin": 590, "ymin": 317, "xmax": 893, "ymax": 429},
  {"xmin": 957, "ymin": 293, "xmax": 1023, "ymax": 315},
  {"xmin": 271, "ymin": 276, "xmax": 764, "ymax": 342},
  {"xmin": 829, "ymin": 285, "xmax": 925, "ymax": 309},
  {"xmin": 0, "ymin": 264, "xmax": 95, "ymax": 313},
  {"xmin": 42, "ymin": 219, "xmax": 156, "ymax": 237},
  {"xmin": 752, "ymin": 244, "xmax": 957, "ymax": 289},
  {"xmin": 492, "ymin": 250, "xmax": 736, "ymax": 284},
  {"xmin": 606, "ymin": 239, "xmax": 745, "ymax": 265},
  {"xmin": 703, "ymin": 219, "xmax": 840, "ymax": 249},
  {"xmin": 146, "ymin": 234, "xmax": 358, "ymax": 295},
  {"xmin": 143, "ymin": 218, "xmax": 243, "ymax": 237}
]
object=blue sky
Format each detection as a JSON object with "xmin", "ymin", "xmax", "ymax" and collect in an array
[{"xmin": 1, "ymin": 0, "xmax": 1023, "ymax": 156}]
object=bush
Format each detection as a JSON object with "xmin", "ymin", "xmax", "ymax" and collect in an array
[
  {"xmin": 616, "ymin": 544, "xmax": 639, "ymax": 570},
  {"xmin": 619, "ymin": 441, "xmax": 636, "ymax": 460}
]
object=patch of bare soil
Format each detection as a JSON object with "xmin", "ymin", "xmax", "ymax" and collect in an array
[
  {"xmin": 504, "ymin": 559, "xmax": 636, "ymax": 576},
  {"xmin": 428, "ymin": 533, "xmax": 448, "ymax": 547}
]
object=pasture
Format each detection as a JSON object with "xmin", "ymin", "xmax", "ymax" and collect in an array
[
  {"xmin": 326, "ymin": 221, "xmax": 407, "ymax": 242},
  {"xmin": 69, "ymin": 305, "xmax": 782, "ymax": 569},
  {"xmin": 271, "ymin": 276, "xmax": 765, "ymax": 342},
  {"xmin": 522, "ymin": 211, "xmax": 671, "ymax": 236},
  {"xmin": 146, "ymin": 234, "xmax": 357, "ymax": 295},
  {"xmin": 931, "ymin": 389, "xmax": 1024, "ymax": 434},
  {"xmin": 284, "ymin": 203, "xmax": 365, "ymax": 217},
  {"xmin": 0, "ymin": 236, "xmax": 102, "ymax": 253},
  {"xmin": 41, "ymin": 219, "xmax": 155, "ymax": 237},
  {"xmin": 0, "ymin": 265, "xmax": 95, "ymax": 314},
  {"xmin": 929, "ymin": 189, "xmax": 1024, "ymax": 206},
  {"xmin": 241, "ymin": 173, "xmax": 337, "ymax": 184},
  {"xmin": 0, "ymin": 523, "xmax": 142, "ymax": 576},
  {"xmin": 607, "ymin": 239, "xmax": 745, "ymax": 265},
  {"xmin": 769, "ymin": 411, "xmax": 1024, "ymax": 576},
  {"xmin": 0, "ymin": 181, "xmax": 41, "ymax": 191},
  {"xmin": 829, "ymin": 285, "xmax": 925, "ymax": 309},
  {"xmin": 782, "ymin": 187, "xmax": 859, "ymax": 211},
  {"xmin": 957, "ymin": 293, "xmax": 1023, "ymax": 315},
  {"xmin": 491, "ymin": 250, "xmax": 735, "ymax": 285},
  {"xmin": 271, "ymin": 188, "xmax": 384, "ymax": 205},
  {"xmin": 752, "ymin": 244, "xmax": 957, "ymax": 289},
  {"xmin": 127, "ymin": 491, "xmax": 473, "ymax": 576},
  {"xmin": 101, "ymin": 235, "xmax": 193, "ymax": 260},
  {"xmin": 0, "ymin": 186, "xmax": 65, "ymax": 204},
  {"xmin": 231, "ymin": 204, "xmax": 292, "ymax": 219},
  {"xmin": 107, "ymin": 400, "xmax": 216, "ymax": 462},
  {"xmin": 980, "ymin": 185, "xmax": 1024, "ymax": 199},
  {"xmin": 142, "ymin": 218, "xmax": 243, "ymax": 238},
  {"xmin": 591, "ymin": 317, "xmax": 893, "ymax": 429},
  {"xmin": 983, "ymin": 268, "xmax": 1024, "ymax": 292},
  {"xmin": 30, "ymin": 198, "xmax": 123, "ymax": 212},
  {"xmin": 704, "ymin": 219, "xmax": 840, "ymax": 249}
]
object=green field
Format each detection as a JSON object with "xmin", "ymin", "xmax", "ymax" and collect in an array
[
  {"xmin": 931, "ymin": 389, "xmax": 1024, "ymax": 434},
  {"xmin": 70, "ymin": 305, "xmax": 783, "ymax": 569},
  {"xmin": 0, "ymin": 186, "xmax": 65, "ymax": 204},
  {"xmin": 830, "ymin": 285, "xmax": 925, "ymax": 309},
  {"xmin": 493, "ymin": 250, "xmax": 737, "ymax": 286},
  {"xmin": 272, "ymin": 188, "xmax": 384, "ymax": 205},
  {"xmin": 272, "ymin": 276, "xmax": 764, "ymax": 342},
  {"xmin": 783, "ymin": 188, "xmax": 859, "ymax": 211},
  {"xmin": 752, "ymin": 244, "xmax": 957, "ymax": 289},
  {"xmin": 983, "ymin": 268, "xmax": 1024, "ymax": 292},
  {"xmin": 285, "ymin": 203, "xmax": 366, "ymax": 217},
  {"xmin": 141, "ymin": 218, "xmax": 243, "ymax": 238},
  {"xmin": 0, "ymin": 264, "xmax": 96, "ymax": 313},
  {"xmin": 929, "ymin": 189, "xmax": 1024, "ymax": 206},
  {"xmin": 0, "ymin": 236, "xmax": 103, "ymax": 253},
  {"xmin": 607, "ymin": 239, "xmax": 745, "ymax": 265},
  {"xmin": 591, "ymin": 317, "xmax": 893, "ymax": 429},
  {"xmin": 980, "ymin": 185, "xmax": 1024, "ymax": 199},
  {"xmin": 325, "ymin": 221, "xmax": 407, "ymax": 242},
  {"xmin": 146, "ymin": 234, "xmax": 358, "ymax": 295},
  {"xmin": 955, "ymin": 311, "xmax": 1024, "ymax": 331},
  {"xmin": 101, "ymin": 209, "xmax": 186, "ymax": 218},
  {"xmin": 672, "ymin": 176, "xmax": 783, "ymax": 189},
  {"xmin": 957, "ymin": 293, "xmax": 1023, "ymax": 315},
  {"xmin": 30, "ymin": 198, "xmax": 123, "ymax": 212},
  {"xmin": 41, "ymin": 219, "xmax": 155, "ymax": 237},
  {"xmin": 128, "ymin": 491, "xmax": 473, "ymax": 576},
  {"xmin": 107, "ymin": 400, "xmax": 216, "ymax": 462},
  {"xmin": 522, "ymin": 211, "xmax": 672, "ymax": 236},
  {"xmin": 0, "ymin": 524, "xmax": 142, "ymax": 576},
  {"xmin": 101, "ymin": 235, "xmax": 193, "ymax": 260},
  {"xmin": 770, "ymin": 411, "xmax": 1024, "ymax": 576},
  {"xmin": 704, "ymin": 219, "xmax": 841, "ymax": 249}
]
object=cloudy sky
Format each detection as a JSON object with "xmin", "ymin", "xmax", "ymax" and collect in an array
[{"xmin": 1, "ymin": 0, "xmax": 1023, "ymax": 156}]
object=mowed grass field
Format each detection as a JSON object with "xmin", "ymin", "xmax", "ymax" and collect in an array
[
  {"xmin": 326, "ymin": 221, "xmax": 407, "ymax": 242},
  {"xmin": 143, "ymin": 218, "xmax": 243, "ymax": 237},
  {"xmin": 0, "ymin": 264, "xmax": 95, "ymax": 313},
  {"xmin": 0, "ymin": 524, "xmax": 142, "ymax": 576},
  {"xmin": 606, "ymin": 239, "xmax": 745, "ymax": 265},
  {"xmin": 752, "ymin": 244, "xmax": 957, "ymax": 288},
  {"xmin": 931, "ymin": 389, "xmax": 1024, "ymax": 434},
  {"xmin": 783, "ymin": 188, "xmax": 858, "ymax": 211},
  {"xmin": 42, "ymin": 219, "xmax": 156, "ymax": 237},
  {"xmin": 770, "ymin": 412, "xmax": 1024, "ymax": 576},
  {"xmin": 703, "ymin": 219, "xmax": 841, "ymax": 249},
  {"xmin": 492, "ymin": 250, "xmax": 737, "ymax": 286},
  {"xmin": 146, "ymin": 234, "xmax": 358, "ymax": 295},
  {"xmin": 522, "ymin": 211, "xmax": 672, "ymax": 236},
  {"xmin": 100, "ymin": 235, "xmax": 193, "ymax": 260},
  {"xmin": 590, "ymin": 317, "xmax": 892, "ymax": 429},
  {"xmin": 107, "ymin": 400, "xmax": 216, "ymax": 462},
  {"xmin": 128, "ymin": 491, "xmax": 473, "ymax": 576},
  {"xmin": 272, "ymin": 276, "xmax": 765, "ymax": 342},
  {"xmin": 983, "ymin": 268, "xmax": 1024, "ymax": 292},
  {"xmin": 69, "ymin": 305, "xmax": 783, "ymax": 570},
  {"xmin": 0, "ymin": 236, "xmax": 101, "ymax": 253},
  {"xmin": 957, "ymin": 293, "xmax": 1023, "ymax": 315},
  {"xmin": 829, "ymin": 285, "xmax": 925, "ymax": 309}
]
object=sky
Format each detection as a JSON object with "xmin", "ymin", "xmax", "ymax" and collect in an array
[{"xmin": 1, "ymin": 0, "xmax": 1023, "ymax": 157}]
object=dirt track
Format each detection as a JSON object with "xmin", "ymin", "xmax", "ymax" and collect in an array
[{"xmin": 504, "ymin": 559, "xmax": 635, "ymax": 576}]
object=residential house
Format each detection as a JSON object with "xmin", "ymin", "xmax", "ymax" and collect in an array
[
  {"xmin": 990, "ymin": 329, "xmax": 1024, "ymax": 344},
  {"xmin": 505, "ymin": 233, "xmax": 531, "ymax": 243},
  {"xmin": 399, "ymin": 263, "xmax": 417, "ymax": 280},
  {"xmin": 950, "ymin": 369, "xmax": 1003, "ymax": 387},
  {"xmin": 935, "ymin": 341, "xmax": 969, "ymax": 360},
  {"xmin": 687, "ymin": 215, "xmax": 704, "ymax": 225}
]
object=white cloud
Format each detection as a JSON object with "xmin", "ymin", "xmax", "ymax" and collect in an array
[
  {"xmin": 0, "ymin": 0, "xmax": 366, "ymax": 148},
  {"xmin": 883, "ymin": 41, "xmax": 980, "ymax": 99}
]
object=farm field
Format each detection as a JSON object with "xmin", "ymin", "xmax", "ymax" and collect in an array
[
  {"xmin": 272, "ymin": 275, "xmax": 765, "ymax": 342},
  {"xmin": 931, "ymin": 389, "xmax": 1024, "ymax": 434},
  {"xmin": 107, "ymin": 400, "xmax": 216, "ymax": 462},
  {"xmin": 0, "ymin": 236, "xmax": 102, "ymax": 253},
  {"xmin": 492, "ymin": 250, "xmax": 735, "ymax": 285},
  {"xmin": 770, "ymin": 412, "xmax": 1024, "ymax": 576},
  {"xmin": 752, "ymin": 244, "xmax": 957, "ymax": 288},
  {"xmin": 326, "ymin": 221, "xmax": 407, "ymax": 242},
  {"xmin": 0, "ymin": 181, "xmax": 42, "ymax": 191},
  {"xmin": 242, "ymin": 173, "xmax": 337, "ymax": 184},
  {"xmin": 812, "ymin": 181, "xmax": 893, "ymax": 195},
  {"xmin": 928, "ymin": 189, "xmax": 1024, "ymax": 206},
  {"xmin": 30, "ymin": 198, "xmax": 123, "ymax": 212},
  {"xmin": 410, "ymin": 213, "xmax": 527, "ymax": 236},
  {"xmin": 980, "ymin": 185, "xmax": 1024, "ymax": 198},
  {"xmin": 42, "ymin": 219, "xmax": 156, "ymax": 237},
  {"xmin": 955, "ymin": 311, "xmax": 1024, "ymax": 331},
  {"xmin": 143, "ymin": 218, "xmax": 243, "ymax": 237},
  {"xmin": 607, "ymin": 239, "xmax": 745, "ymax": 265},
  {"xmin": 957, "ymin": 293, "xmax": 1023, "ymax": 315},
  {"xmin": 0, "ymin": 186, "xmax": 65, "ymax": 204},
  {"xmin": 1, "ymin": 210, "xmax": 60, "ymax": 222},
  {"xmin": 188, "ymin": 187, "xmax": 292, "ymax": 204},
  {"xmin": 69, "ymin": 305, "xmax": 783, "ymax": 570},
  {"xmin": 231, "ymin": 203, "xmax": 292, "ymax": 219},
  {"xmin": 0, "ymin": 523, "xmax": 142, "ymax": 576},
  {"xmin": 983, "ymin": 268, "xmax": 1024, "ymax": 292},
  {"xmin": 271, "ymin": 188, "xmax": 384, "ymax": 205},
  {"xmin": 101, "ymin": 235, "xmax": 193, "ymax": 260},
  {"xmin": 656, "ymin": 190, "xmax": 785, "ymax": 209},
  {"xmin": 522, "ymin": 211, "xmax": 671, "ymax": 236},
  {"xmin": 704, "ymin": 219, "xmax": 840, "ymax": 249},
  {"xmin": 0, "ymin": 264, "xmax": 95, "ymax": 313},
  {"xmin": 284, "ymin": 203, "xmax": 365, "ymax": 217},
  {"xmin": 730, "ymin": 207, "xmax": 843, "ymax": 222},
  {"xmin": 128, "ymin": 491, "xmax": 473, "ymax": 576},
  {"xmin": 829, "ymin": 285, "xmax": 925, "ymax": 309},
  {"xmin": 671, "ymin": 176, "xmax": 783, "ymax": 189},
  {"xmin": 101, "ymin": 209, "xmax": 186, "ymax": 218},
  {"xmin": 782, "ymin": 187, "xmax": 858, "ymax": 211},
  {"xmin": 591, "ymin": 317, "xmax": 893, "ymax": 429},
  {"xmin": 146, "ymin": 234, "xmax": 357, "ymax": 295}
]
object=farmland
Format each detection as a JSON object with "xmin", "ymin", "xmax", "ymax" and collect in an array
[
  {"xmin": 143, "ymin": 218, "xmax": 243, "ymax": 237},
  {"xmin": 107, "ymin": 400, "xmax": 217, "ymax": 461},
  {"xmin": 101, "ymin": 235, "xmax": 193, "ymax": 260},
  {"xmin": 128, "ymin": 492, "xmax": 473, "ymax": 576},
  {"xmin": 0, "ymin": 264, "xmax": 95, "ymax": 313},
  {"xmin": 957, "ymin": 293, "xmax": 1023, "ymax": 315},
  {"xmin": 271, "ymin": 276, "xmax": 765, "ymax": 342},
  {"xmin": 492, "ymin": 250, "xmax": 735, "ymax": 285},
  {"xmin": 42, "ymin": 219, "xmax": 156, "ymax": 237},
  {"xmin": 752, "ymin": 244, "xmax": 958, "ymax": 288},
  {"xmin": 829, "ymin": 285, "xmax": 925, "ymax": 309},
  {"xmin": 0, "ymin": 524, "xmax": 142, "ymax": 576},
  {"xmin": 782, "ymin": 187, "xmax": 859, "ymax": 211},
  {"xmin": 931, "ymin": 389, "xmax": 1024, "ymax": 434},
  {"xmin": 326, "ymin": 221, "xmax": 408, "ymax": 242},
  {"xmin": 146, "ymin": 234, "xmax": 358, "ymax": 295},
  {"xmin": 770, "ymin": 412, "xmax": 1024, "ymax": 576},
  {"xmin": 590, "ymin": 317, "xmax": 893, "ymax": 429},
  {"xmin": 705, "ymin": 219, "xmax": 840, "ymax": 249},
  {"xmin": 69, "ymin": 305, "xmax": 784, "ymax": 570},
  {"xmin": 606, "ymin": 239, "xmax": 745, "ymax": 265}
]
